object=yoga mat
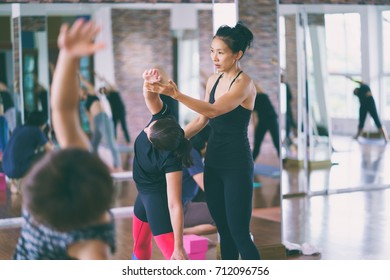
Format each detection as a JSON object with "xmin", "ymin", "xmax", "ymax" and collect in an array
[{"xmin": 254, "ymin": 164, "xmax": 280, "ymax": 178}]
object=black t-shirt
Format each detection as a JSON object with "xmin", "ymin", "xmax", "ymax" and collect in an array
[
  {"xmin": 2, "ymin": 125, "xmax": 48, "ymax": 178},
  {"xmin": 132, "ymin": 103, "xmax": 182, "ymax": 193},
  {"xmin": 356, "ymin": 84, "xmax": 371, "ymax": 105}
]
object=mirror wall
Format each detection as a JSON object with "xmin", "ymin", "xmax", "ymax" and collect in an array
[
  {"xmin": 1, "ymin": 1, "xmax": 283, "ymax": 255},
  {"xmin": 0, "ymin": 2, "xmax": 214, "ymax": 220},
  {"xmin": 279, "ymin": 3, "xmax": 390, "ymax": 197}
]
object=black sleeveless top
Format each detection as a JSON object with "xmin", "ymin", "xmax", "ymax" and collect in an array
[
  {"xmin": 85, "ymin": 95, "xmax": 99, "ymax": 112},
  {"xmin": 204, "ymin": 72, "xmax": 253, "ymax": 169}
]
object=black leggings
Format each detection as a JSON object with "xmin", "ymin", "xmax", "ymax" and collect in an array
[
  {"xmin": 204, "ymin": 165, "xmax": 260, "ymax": 260},
  {"xmin": 252, "ymin": 117, "xmax": 280, "ymax": 160},
  {"xmin": 359, "ymin": 97, "xmax": 382, "ymax": 129},
  {"xmin": 134, "ymin": 191, "xmax": 172, "ymax": 235},
  {"xmin": 113, "ymin": 115, "xmax": 131, "ymax": 143}
]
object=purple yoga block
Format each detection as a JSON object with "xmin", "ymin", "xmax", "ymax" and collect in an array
[
  {"xmin": 183, "ymin": 234, "xmax": 208, "ymax": 254},
  {"xmin": 187, "ymin": 252, "xmax": 206, "ymax": 260}
]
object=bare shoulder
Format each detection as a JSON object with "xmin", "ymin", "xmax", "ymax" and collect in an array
[
  {"xmin": 207, "ymin": 72, "xmax": 221, "ymax": 85},
  {"xmin": 239, "ymin": 72, "xmax": 254, "ymax": 85},
  {"xmin": 234, "ymin": 72, "xmax": 256, "ymax": 94}
]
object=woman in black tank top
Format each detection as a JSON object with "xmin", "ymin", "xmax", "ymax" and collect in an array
[{"xmin": 145, "ymin": 22, "xmax": 260, "ymax": 260}]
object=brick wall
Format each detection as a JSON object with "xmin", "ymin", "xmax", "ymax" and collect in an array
[
  {"xmin": 238, "ymin": 0, "xmax": 279, "ymax": 156},
  {"xmin": 198, "ymin": 9, "xmax": 214, "ymax": 99},
  {"xmin": 111, "ymin": 9, "xmax": 172, "ymax": 143},
  {"xmin": 12, "ymin": 18, "xmax": 21, "ymax": 97}
]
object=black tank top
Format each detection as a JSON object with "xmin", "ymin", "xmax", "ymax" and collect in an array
[
  {"xmin": 85, "ymin": 95, "xmax": 99, "ymax": 112},
  {"xmin": 204, "ymin": 72, "xmax": 253, "ymax": 169}
]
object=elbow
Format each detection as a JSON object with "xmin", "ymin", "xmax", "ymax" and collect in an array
[{"xmin": 205, "ymin": 108, "xmax": 222, "ymax": 119}]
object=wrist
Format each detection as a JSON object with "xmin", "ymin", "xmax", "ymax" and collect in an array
[
  {"xmin": 58, "ymin": 50, "xmax": 80, "ymax": 64},
  {"xmin": 173, "ymin": 91, "xmax": 182, "ymax": 101}
]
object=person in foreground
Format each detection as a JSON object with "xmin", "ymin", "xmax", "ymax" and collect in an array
[
  {"xmin": 13, "ymin": 19, "xmax": 116, "ymax": 260},
  {"xmin": 131, "ymin": 68, "xmax": 190, "ymax": 260},
  {"xmin": 145, "ymin": 22, "xmax": 261, "ymax": 260}
]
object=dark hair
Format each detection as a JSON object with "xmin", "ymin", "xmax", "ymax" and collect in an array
[
  {"xmin": 149, "ymin": 118, "xmax": 193, "ymax": 167},
  {"xmin": 22, "ymin": 148, "xmax": 114, "ymax": 231},
  {"xmin": 190, "ymin": 125, "xmax": 211, "ymax": 153},
  {"xmin": 25, "ymin": 111, "xmax": 47, "ymax": 126},
  {"xmin": 353, "ymin": 88, "xmax": 359, "ymax": 95},
  {"xmin": 214, "ymin": 21, "xmax": 253, "ymax": 58}
]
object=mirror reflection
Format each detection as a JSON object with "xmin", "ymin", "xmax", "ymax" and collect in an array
[
  {"xmin": 0, "ymin": 1, "xmax": 283, "ymax": 261},
  {"xmin": 280, "ymin": 4, "xmax": 390, "ymax": 196},
  {"xmin": 0, "ymin": 2, "xmax": 215, "ymax": 220}
]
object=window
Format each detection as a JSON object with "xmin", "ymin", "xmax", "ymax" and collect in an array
[
  {"xmin": 382, "ymin": 11, "xmax": 390, "ymax": 119},
  {"xmin": 325, "ymin": 13, "xmax": 361, "ymax": 119}
]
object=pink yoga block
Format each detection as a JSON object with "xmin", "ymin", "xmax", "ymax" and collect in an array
[
  {"xmin": 0, "ymin": 173, "xmax": 6, "ymax": 191},
  {"xmin": 183, "ymin": 234, "xmax": 208, "ymax": 254},
  {"xmin": 187, "ymin": 252, "xmax": 206, "ymax": 260}
]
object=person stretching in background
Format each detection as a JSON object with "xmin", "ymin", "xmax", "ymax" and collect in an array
[
  {"xmin": 79, "ymin": 73, "xmax": 122, "ymax": 171},
  {"xmin": 347, "ymin": 76, "xmax": 389, "ymax": 142},
  {"xmin": 13, "ymin": 19, "xmax": 116, "ymax": 260},
  {"xmin": 2, "ymin": 111, "xmax": 54, "ymax": 194},
  {"xmin": 252, "ymin": 82, "xmax": 280, "ymax": 160},
  {"xmin": 95, "ymin": 72, "xmax": 131, "ymax": 144}
]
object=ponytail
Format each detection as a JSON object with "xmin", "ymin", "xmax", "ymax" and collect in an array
[{"xmin": 174, "ymin": 138, "xmax": 193, "ymax": 168}]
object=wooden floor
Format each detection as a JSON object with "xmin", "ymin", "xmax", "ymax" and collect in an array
[{"xmin": 1, "ymin": 135, "xmax": 390, "ymax": 260}]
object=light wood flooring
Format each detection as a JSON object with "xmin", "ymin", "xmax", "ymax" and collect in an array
[{"xmin": 1, "ymin": 135, "xmax": 390, "ymax": 260}]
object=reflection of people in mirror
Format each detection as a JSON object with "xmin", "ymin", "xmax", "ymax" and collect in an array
[
  {"xmin": 33, "ymin": 80, "xmax": 49, "ymax": 120},
  {"xmin": 252, "ymin": 82, "xmax": 280, "ymax": 160},
  {"xmin": 95, "ymin": 72, "xmax": 131, "ymax": 144},
  {"xmin": 144, "ymin": 21, "xmax": 261, "ymax": 260},
  {"xmin": 79, "ymin": 73, "xmax": 122, "ymax": 171},
  {"xmin": 2, "ymin": 111, "xmax": 54, "ymax": 194},
  {"xmin": 0, "ymin": 82, "xmax": 16, "ymax": 135},
  {"xmin": 281, "ymin": 74, "xmax": 297, "ymax": 146},
  {"xmin": 131, "ymin": 68, "xmax": 191, "ymax": 260},
  {"xmin": 347, "ymin": 76, "xmax": 389, "ymax": 142},
  {"xmin": 13, "ymin": 19, "xmax": 116, "ymax": 260}
]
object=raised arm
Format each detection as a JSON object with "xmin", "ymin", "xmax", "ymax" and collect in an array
[
  {"xmin": 346, "ymin": 75, "xmax": 364, "ymax": 85},
  {"xmin": 95, "ymin": 72, "xmax": 117, "ymax": 91},
  {"xmin": 165, "ymin": 171, "xmax": 188, "ymax": 260},
  {"xmin": 145, "ymin": 72, "xmax": 255, "ymax": 119},
  {"xmin": 51, "ymin": 19, "xmax": 105, "ymax": 150},
  {"xmin": 79, "ymin": 72, "xmax": 96, "ymax": 95},
  {"xmin": 142, "ymin": 68, "xmax": 164, "ymax": 115}
]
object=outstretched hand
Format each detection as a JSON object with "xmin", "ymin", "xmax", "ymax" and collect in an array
[
  {"xmin": 144, "ymin": 79, "xmax": 180, "ymax": 99},
  {"xmin": 142, "ymin": 69, "xmax": 162, "ymax": 83},
  {"xmin": 57, "ymin": 18, "xmax": 105, "ymax": 57}
]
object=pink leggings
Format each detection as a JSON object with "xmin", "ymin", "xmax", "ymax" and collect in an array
[{"xmin": 132, "ymin": 215, "xmax": 175, "ymax": 260}]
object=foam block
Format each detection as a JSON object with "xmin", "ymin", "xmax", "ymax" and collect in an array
[
  {"xmin": 183, "ymin": 234, "xmax": 208, "ymax": 254},
  {"xmin": 187, "ymin": 252, "xmax": 206, "ymax": 260}
]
